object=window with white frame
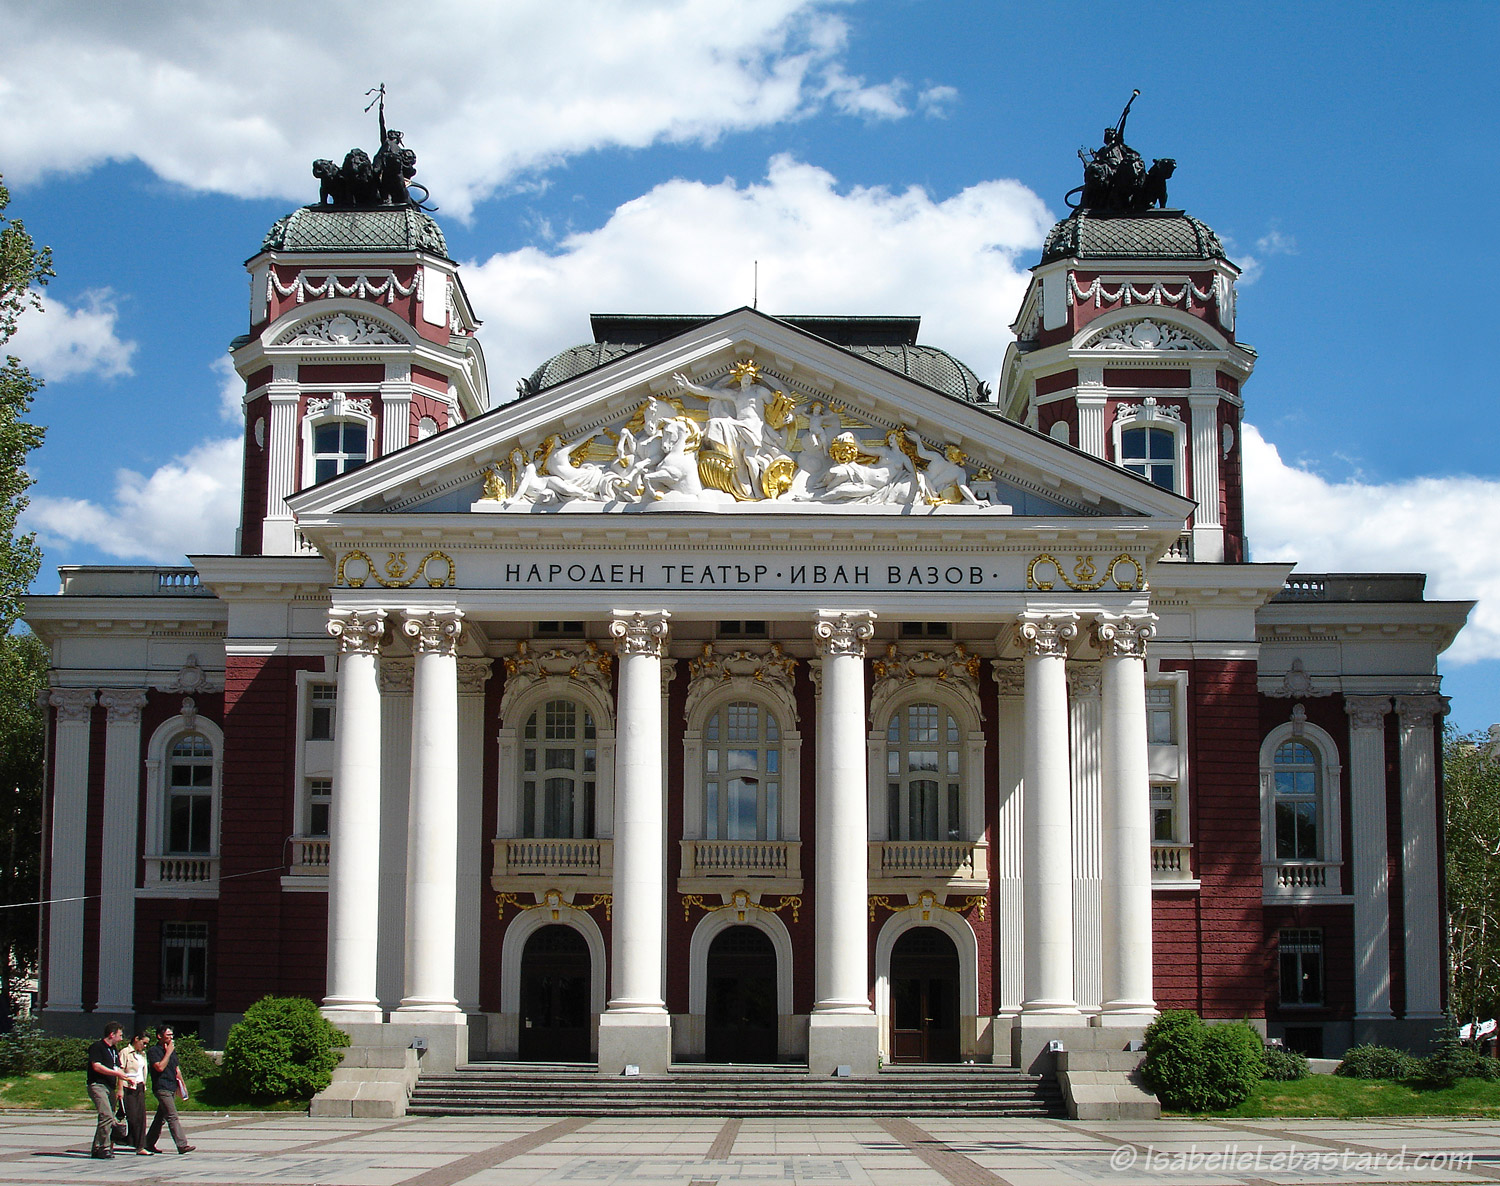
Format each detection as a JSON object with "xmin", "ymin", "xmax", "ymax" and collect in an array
[
  {"xmin": 1278, "ymin": 928, "xmax": 1324, "ymax": 1006},
  {"xmin": 703, "ymin": 701, "xmax": 781, "ymax": 840},
  {"xmin": 521, "ymin": 699, "xmax": 596, "ymax": 838},
  {"xmin": 1151, "ymin": 784, "xmax": 1178, "ymax": 842},
  {"xmin": 1120, "ymin": 424, "xmax": 1176, "ymax": 489},
  {"xmin": 1146, "ymin": 685, "xmax": 1176, "ymax": 744},
  {"xmin": 886, "ymin": 702, "xmax": 962, "ymax": 842},
  {"xmin": 167, "ymin": 734, "xmax": 215, "ymax": 854},
  {"xmin": 306, "ymin": 683, "xmax": 336, "ymax": 741},
  {"xmin": 161, "ymin": 922, "xmax": 208, "ymax": 1001},
  {"xmin": 307, "ymin": 778, "xmax": 332, "ymax": 838},
  {"xmin": 311, "ymin": 420, "xmax": 369, "ymax": 483},
  {"xmin": 1272, "ymin": 739, "xmax": 1322, "ymax": 859}
]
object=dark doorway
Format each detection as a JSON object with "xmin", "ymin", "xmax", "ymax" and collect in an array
[
  {"xmin": 890, "ymin": 927, "xmax": 961, "ymax": 1063},
  {"xmin": 705, "ymin": 925, "xmax": 779, "ymax": 1063},
  {"xmin": 518, "ymin": 925, "xmax": 591, "ymax": 1062}
]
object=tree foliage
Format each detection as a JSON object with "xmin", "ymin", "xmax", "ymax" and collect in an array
[
  {"xmin": 1445, "ymin": 727, "xmax": 1500, "ymax": 1032},
  {"xmin": 220, "ymin": 996, "xmax": 349, "ymax": 1100}
]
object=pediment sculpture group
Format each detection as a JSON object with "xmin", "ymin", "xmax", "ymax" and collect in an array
[{"xmin": 483, "ymin": 361, "xmax": 989, "ymax": 510}]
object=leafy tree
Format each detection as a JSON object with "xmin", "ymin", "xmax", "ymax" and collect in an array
[
  {"xmin": 1445, "ymin": 727, "xmax": 1500, "ymax": 1035},
  {"xmin": 0, "ymin": 175, "xmax": 50, "ymax": 1026}
]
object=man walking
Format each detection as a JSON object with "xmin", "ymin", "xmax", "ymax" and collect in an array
[
  {"xmin": 144, "ymin": 1025, "xmax": 195, "ymax": 1155},
  {"xmin": 84, "ymin": 1022, "xmax": 129, "ymax": 1159}
]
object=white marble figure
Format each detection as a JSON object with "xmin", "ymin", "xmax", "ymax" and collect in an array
[
  {"xmin": 538, "ymin": 433, "xmax": 617, "ymax": 500},
  {"xmin": 907, "ymin": 434, "xmax": 983, "ymax": 505},
  {"xmin": 612, "ymin": 397, "xmax": 674, "ymax": 502},
  {"xmin": 504, "ymin": 446, "xmax": 581, "ymax": 505},
  {"xmin": 794, "ymin": 400, "xmax": 844, "ymax": 496},
  {"xmin": 673, "ymin": 364, "xmax": 787, "ymax": 499},
  {"xmin": 640, "ymin": 417, "xmax": 704, "ymax": 501}
]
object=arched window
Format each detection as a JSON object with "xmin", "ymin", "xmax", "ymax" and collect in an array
[
  {"xmin": 1119, "ymin": 425, "xmax": 1176, "ymax": 489},
  {"xmin": 166, "ymin": 733, "xmax": 215, "ymax": 854},
  {"xmin": 1272, "ymin": 739, "xmax": 1321, "ymax": 859},
  {"xmin": 702, "ymin": 701, "xmax": 781, "ymax": 840},
  {"xmin": 521, "ymin": 699, "xmax": 596, "ymax": 838},
  {"xmin": 886, "ymin": 702, "xmax": 961, "ymax": 842},
  {"xmin": 312, "ymin": 420, "xmax": 368, "ymax": 483}
]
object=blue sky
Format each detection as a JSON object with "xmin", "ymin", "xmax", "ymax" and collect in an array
[{"xmin": 3, "ymin": 1, "xmax": 1496, "ymax": 730}]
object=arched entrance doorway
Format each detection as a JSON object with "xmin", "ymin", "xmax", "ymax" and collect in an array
[
  {"xmin": 890, "ymin": 927, "xmax": 960, "ymax": 1063},
  {"xmin": 518, "ymin": 924, "xmax": 591, "ymax": 1062},
  {"xmin": 705, "ymin": 925, "xmax": 778, "ymax": 1063}
]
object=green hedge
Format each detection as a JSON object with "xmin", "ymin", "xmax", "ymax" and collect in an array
[
  {"xmin": 1142, "ymin": 1010, "xmax": 1265, "ymax": 1111},
  {"xmin": 219, "ymin": 996, "xmax": 348, "ymax": 1100},
  {"xmin": 1336, "ymin": 1043, "xmax": 1419, "ymax": 1080},
  {"xmin": 1260, "ymin": 1045, "xmax": 1309, "ymax": 1081}
]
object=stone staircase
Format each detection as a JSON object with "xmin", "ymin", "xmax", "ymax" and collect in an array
[{"xmin": 408, "ymin": 1061, "xmax": 1066, "ymax": 1117}]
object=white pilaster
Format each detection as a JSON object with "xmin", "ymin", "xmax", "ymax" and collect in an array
[
  {"xmin": 322, "ymin": 609, "xmax": 385, "ymax": 1018},
  {"xmin": 96, "ymin": 690, "xmax": 150, "ymax": 1014},
  {"xmin": 381, "ymin": 363, "xmax": 413, "ymax": 457},
  {"xmin": 456, "ymin": 660, "xmax": 492, "ymax": 1014},
  {"xmin": 1094, "ymin": 614, "xmax": 1158, "ymax": 1022},
  {"xmin": 599, "ymin": 609, "xmax": 672, "ymax": 1073},
  {"xmin": 1076, "ymin": 374, "xmax": 1107, "ymax": 458},
  {"xmin": 810, "ymin": 610, "xmax": 879, "ymax": 1074},
  {"xmin": 1396, "ymin": 695, "xmax": 1447, "ymax": 1019},
  {"xmin": 398, "ymin": 609, "xmax": 464, "ymax": 1014},
  {"xmin": 1018, "ymin": 613, "xmax": 1081, "ymax": 1017},
  {"xmin": 262, "ymin": 368, "xmax": 301, "ymax": 555},
  {"xmin": 1346, "ymin": 696, "xmax": 1393, "ymax": 1020},
  {"xmin": 44, "ymin": 689, "xmax": 95, "ymax": 1012},
  {"xmin": 1188, "ymin": 375, "xmax": 1224, "ymax": 562},
  {"xmin": 990, "ymin": 662, "xmax": 1026, "ymax": 1018}
]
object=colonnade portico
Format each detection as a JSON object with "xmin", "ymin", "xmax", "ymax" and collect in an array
[{"xmin": 319, "ymin": 597, "xmax": 1162, "ymax": 1073}]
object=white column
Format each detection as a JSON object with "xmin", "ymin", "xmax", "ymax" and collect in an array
[
  {"xmin": 262, "ymin": 368, "xmax": 301, "ymax": 554},
  {"xmin": 381, "ymin": 363, "xmax": 413, "ymax": 457},
  {"xmin": 1346, "ymin": 696, "xmax": 1393, "ymax": 1021},
  {"xmin": 810, "ymin": 610, "xmax": 879, "ymax": 1074},
  {"xmin": 1018, "ymin": 613, "xmax": 1081, "ymax": 1017},
  {"xmin": 96, "ymin": 690, "xmax": 150, "ymax": 1014},
  {"xmin": 1076, "ymin": 373, "xmax": 1106, "ymax": 457},
  {"xmin": 598, "ymin": 609, "xmax": 672, "ymax": 1074},
  {"xmin": 44, "ymin": 689, "xmax": 95, "ymax": 1012},
  {"xmin": 1396, "ymin": 694, "xmax": 1447, "ymax": 1019},
  {"xmin": 322, "ymin": 609, "xmax": 385, "ymax": 1018},
  {"xmin": 1094, "ymin": 614, "xmax": 1157, "ymax": 1022},
  {"xmin": 455, "ymin": 660, "xmax": 493, "ymax": 1013},
  {"xmin": 1188, "ymin": 374, "xmax": 1225, "ymax": 563},
  {"xmin": 398, "ymin": 609, "xmax": 464, "ymax": 1013},
  {"xmin": 1067, "ymin": 665, "xmax": 1103, "ymax": 1014}
]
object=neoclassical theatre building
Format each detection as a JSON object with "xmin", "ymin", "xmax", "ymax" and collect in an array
[{"xmin": 26, "ymin": 152, "xmax": 1469, "ymax": 1074}]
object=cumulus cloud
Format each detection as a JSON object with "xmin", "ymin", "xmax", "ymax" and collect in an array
[
  {"xmin": 7, "ymin": 290, "xmax": 135, "ymax": 381},
  {"xmin": 0, "ymin": 1, "xmax": 928, "ymax": 218},
  {"xmin": 1243, "ymin": 423, "xmax": 1497, "ymax": 664},
  {"xmin": 24, "ymin": 437, "xmax": 241, "ymax": 562},
  {"xmin": 463, "ymin": 153, "xmax": 1054, "ymax": 394}
]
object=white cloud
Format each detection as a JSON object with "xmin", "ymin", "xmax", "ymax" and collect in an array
[
  {"xmin": 463, "ymin": 153, "xmax": 1053, "ymax": 396},
  {"xmin": 8, "ymin": 290, "xmax": 135, "ymax": 381},
  {"xmin": 0, "ymin": 1, "xmax": 928, "ymax": 218},
  {"xmin": 917, "ymin": 85, "xmax": 960, "ymax": 118},
  {"xmin": 24, "ymin": 437, "xmax": 241, "ymax": 563},
  {"xmin": 212, "ymin": 354, "xmax": 242, "ymax": 422},
  {"xmin": 1256, "ymin": 228, "xmax": 1297, "ymax": 256},
  {"xmin": 1243, "ymin": 423, "xmax": 1497, "ymax": 664}
]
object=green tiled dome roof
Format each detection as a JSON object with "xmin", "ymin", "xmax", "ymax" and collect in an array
[
  {"xmin": 1040, "ymin": 210, "xmax": 1226, "ymax": 265},
  {"xmin": 260, "ymin": 206, "xmax": 448, "ymax": 258}
]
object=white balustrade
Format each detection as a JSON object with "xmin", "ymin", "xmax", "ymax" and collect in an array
[
  {"xmin": 492, "ymin": 837, "xmax": 612, "ymax": 878},
  {"xmin": 146, "ymin": 856, "xmax": 220, "ymax": 885},
  {"xmin": 289, "ymin": 836, "xmax": 331, "ymax": 876},
  {"xmin": 1150, "ymin": 843, "xmax": 1193, "ymax": 881},
  {"xmin": 869, "ymin": 840, "xmax": 988, "ymax": 883},
  {"xmin": 1264, "ymin": 861, "xmax": 1341, "ymax": 895}
]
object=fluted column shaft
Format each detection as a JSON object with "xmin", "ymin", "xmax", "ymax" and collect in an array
[
  {"xmin": 1397, "ymin": 695, "xmax": 1447, "ymax": 1019},
  {"xmin": 45, "ymin": 689, "xmax": 95, "ymax": 1012},
  {"xmin": 1346, "ymin": 696, "xmax": 1393, "ymax": 1020},
  {"xmin": 607, "ymin": 610, "xmax": 670, "ymax": 1012},
  {"xmin": 1095, "ymin": 614, "xmax": 1157, "ymax": 1021},
  {"xmin": 97, "ymin": 690, "xmax": 151, "ymax": 1014},
  {"xmin": 1020, "ymin": 613, "xmax": 1080, "ymax": 1015},
  {"xmin": 399, "ymin": 609, "xmax": 464, "ymax": 1012},
  {"xmin": 322, "ymin": 609, "xmax": 385, "ymax": 1015},
  {"xmin": 813, "ymin": 610, "xmax": 876, "ymax": 1012}
]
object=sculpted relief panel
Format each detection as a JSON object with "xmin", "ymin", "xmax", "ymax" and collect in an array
[{"xmin": 476, "ymin": 359, "xmax": 1008, "ymax": 513}]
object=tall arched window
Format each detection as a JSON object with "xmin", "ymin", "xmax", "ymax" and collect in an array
[
  {"xmin": 312, "ymin": 420, "xmax": 369, "ymax": 483},
  {"xmin": 703, "ymin": 701, "xmax": 781, "ymax": 840},
  {"xmin": 886, "ymin": 702, "xmax": 961, "ymax": 842},
  {"xmin": 1272, "ymin": 739, "xmax": 1322, "ymax": 859},
  {"xmin": 167, "ymin": 733, "xmax": 215, "ymax": 854},
  {"xmin": 521, "ymin": 699, "xmax": 596, "ymax": 838}
]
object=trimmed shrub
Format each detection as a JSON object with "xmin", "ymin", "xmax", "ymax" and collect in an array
[
  {"xmin": 220, "ymin": 996, "xmax": 349, "ymax": 1100},
  {"xmin": 173, "ymin": 1030, "xmax": 218, "ymax": 1081},
  {"xmin": 0, "ymin": 1017, "xmax": 44, "ymax": 1076},
  {"xmin": 1260, "ymin": 1045, "xmax": 1309, "ymax": 1081},
  {"xmin": 1142, "ymin": 1011, "xmax": 1264, "ymax": 1111},
  {"xmin": 1336, "ymin": 1044, "xmax": 1418, "ymax": 1080},
  {"xmin": 34, "ymin": 1034, "xmax": 91, "ymax": 1074}
]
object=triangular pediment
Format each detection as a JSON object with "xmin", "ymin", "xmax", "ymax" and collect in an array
[{"xmin": 288, "ymin": 309, "xmax": 1192, "ymax": 529}]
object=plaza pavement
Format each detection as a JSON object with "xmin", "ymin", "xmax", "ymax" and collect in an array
[{"xmin": 2, "ymin": 1109, "xmax": 1499, "ymax": 1185}]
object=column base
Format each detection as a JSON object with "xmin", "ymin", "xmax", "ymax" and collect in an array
[
  {"xmin": 395, "ymin": 999, "xmax": 461, "ymax": 1013},
  {"xmin": 1096, "ymin": 1005, "xmax": 1158, "ymax": 1027},
  {"xmin": 808, "ymin": 1011, "xmax": 879, "ymax": 1077},
  {"xmin": 597, "ymin": 1011, "xmax": 672, "ymax": 1075},
  {"xmin": 321, "ymin": 1004, "xmax": 384, "ymax": 1028},
  {"xmin": 335, "ymin": 1015, "xmax": 470, "ymax": 1075}
]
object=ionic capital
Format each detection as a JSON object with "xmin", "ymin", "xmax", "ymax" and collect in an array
[
  {"xmin": 327, "ymin": 608, "xmax": 386, "ymax": 655},
  {"xmin": 1017, "ymin": 612, "xmax": 1078, "ymax": 658},
  {"xmin": 1344, "ymin": 695, "xmax": 1392, "ymax": 732},
  {"xmin": 402, "ymin": 608, "xmax": 464, "ymax": 656},
  {"xmin": 1091, "ymin": 612, "xmax": 1157, "ymax": 659},
  {"xmin": 813, "ymin": 610, "xmax": 876, "ymax": 658},
  {"xmin": 47, "ymin": 688, "xmax": 97, "ymax": 723},
  {"xmin": 98, "ymin": 689, "xmax": 150, "ymax": 725},
  {"xmin": 1395, "ymin": 694, "xmax": 1450, "ymax": 728},
  {"xmin": 609, "ymin": 609, "xmax": 671, "ymax": 657}
]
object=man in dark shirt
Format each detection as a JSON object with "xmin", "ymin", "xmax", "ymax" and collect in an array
[
  {"xmin": 143, "ymin": 1025, "xmax": 195, "ymax": 1155},
  {"xmin": 85, "ymin": 1022, "xmax": 129, "ymax": 1159}
]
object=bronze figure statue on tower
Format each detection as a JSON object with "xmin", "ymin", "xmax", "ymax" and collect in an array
[
  {"xmin": 310, "ymin": 85, "xmax": 432, "ymax": 210},
  {"xmin": 1066, "ymin": 91, "xmax": 1176, "ymax": 214}
]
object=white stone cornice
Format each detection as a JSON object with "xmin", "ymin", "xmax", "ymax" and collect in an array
[
  {"xmin": 813, "ymin": 610, "xmax": 875, "ymax": 658},
  {"xmin": 1016, "ymin": 612, "xmax": 1079, "ymax": 658},
  {"xmin": 402, "ymin": 608, "xmax": 465, "ymax": 656},
  {"xmin": 610, "ymin": 609, "xmax": 671, "ymax": 657},
  {"xmin": 327, "ymin": 608, "xmax": 386, "ymax": 655},
  {"xmin": 1091, "ymin": 612, "xmax": 1157, "ymax": 659},
  {"xmin": 97, "ymin": 689, "xmax": 149, "ymax": 724}
]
